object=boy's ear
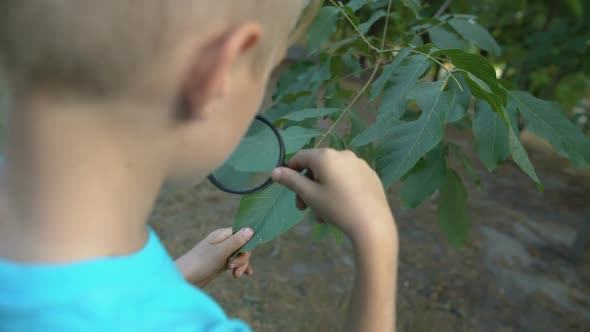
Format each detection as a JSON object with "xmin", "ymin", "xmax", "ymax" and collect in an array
[{"xmin": 181, "ymin": 23, "xmax": 262, "ymax": 118}]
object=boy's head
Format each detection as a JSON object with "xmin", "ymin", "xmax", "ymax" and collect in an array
[{"xmin": 0, "ymin": 0, "xmax": 317, "ymax": 186}]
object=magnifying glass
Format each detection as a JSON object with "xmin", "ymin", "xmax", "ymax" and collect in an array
[{"xmin": 208, "ymin": 115, "xmax": 285, "ymax": 195}]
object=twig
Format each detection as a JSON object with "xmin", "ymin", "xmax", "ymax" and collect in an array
[
  {"xmin": 412, "ymin": 20, "xmax": 448, "ymax": 37},
  {"xmin": 328, "ymin": 0, "xmax": 463, "ymax": 92},
  {"xmin": 410, "ymin": 49, "xmax": 463, "ymax": 92},
  {"xmin": 328, "ymin": 0, "xmax": 381, "ymax": 52},
  {"xmin": 434, "ymin": 0, "xmax": 453, "ymax": 18},
  {"xmin": 314, "ymin": 63, "xmax": 382, "ymax": 148},
  {"xmin": 340, "ymin": 64, "xmax": 378, "ymax": 81},
  {"xmin": 381, "ymin": 0, "xmax": 394, "ymax": 50}
]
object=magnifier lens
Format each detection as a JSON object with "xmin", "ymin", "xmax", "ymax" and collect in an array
[{"xmin": 210, "ymin": 117, "xmax": 281, "ymax": 193}]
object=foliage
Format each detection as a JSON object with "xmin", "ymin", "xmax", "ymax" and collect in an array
[
  {"xmin": 453, "ymin": 0, "xmax": 590, "ymax": 123},
  {"xmin": 230, "ymin": 0, "xmax": 590, "ymax": 250}
]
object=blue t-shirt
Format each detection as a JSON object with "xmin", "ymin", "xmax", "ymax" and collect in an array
[{"xmin": 0, "ymin": 228, "xmax": 250, "ymax": 332}]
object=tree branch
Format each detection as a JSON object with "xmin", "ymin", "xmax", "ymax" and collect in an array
[
  {"xmin": 315, "ymin": 63, "xmax": 382, "ymax": 148},
  {"xmin": 434, "ymin": 0, "xmax": 453, "ymax": 18}
]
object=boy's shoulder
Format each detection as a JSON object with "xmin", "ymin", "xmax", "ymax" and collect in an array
[{"xmin": 0, "ymin": 229, "xmax": 251, "ymax": 331}]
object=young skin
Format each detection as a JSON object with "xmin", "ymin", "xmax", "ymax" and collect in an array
[{"xmin": 0, "ymin": 11, "xmax": 398, "ymax": 332}]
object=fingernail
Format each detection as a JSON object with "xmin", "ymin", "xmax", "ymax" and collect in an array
[
  {"xmin": 272, "ymin": 168, "xmax": 282, "ymax": 178},
  {"xmin": 241, "ymin": 228, "xmax": 254, "ymax": 237}
]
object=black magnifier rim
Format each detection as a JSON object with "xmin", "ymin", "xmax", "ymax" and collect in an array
[{"xmin": 207, "ymin": 115, "xmax": 286, "ymax": 195}]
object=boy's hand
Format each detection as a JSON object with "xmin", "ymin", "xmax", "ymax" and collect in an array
[
  {"xmin": 272, "ymin": 149, "xmax": 398, "ymax": 332},
  {"xmin": 175, "ymin": 227, "xmax": 254, "ymax": 288},
  {"xmin": 271, "ymin": 149, "xmax": 396, "ymax": 245}
]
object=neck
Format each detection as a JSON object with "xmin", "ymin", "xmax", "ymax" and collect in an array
[{"xmin": 0, "ymin": 95, "xmax": 169, "ymax": 263}]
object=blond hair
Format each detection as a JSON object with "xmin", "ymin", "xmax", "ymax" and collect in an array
[{"xmin": 0, "ymin": 0, "xmax": 310, "ymax": 98}]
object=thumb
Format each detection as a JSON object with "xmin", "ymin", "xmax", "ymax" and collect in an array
[
  {"xmin": 272, "ymin": 167, "xmax": 319, "ymax": 204},
  {"xmin": 221, "ymin": 228, "xmax": 254, "ymax": 255}
]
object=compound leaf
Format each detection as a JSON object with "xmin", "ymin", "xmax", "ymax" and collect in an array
[
  {"xmin": 377, "ymin": 54, "xmax": 431, "ymax": 120},
  {"xmin": 510, "ymin": 91, "xmax": 590, "ymax": 167},
  {"xmin": 307, "ymin": 7, "xmax": 340, "ymax": 53},
  {"xmin": 473, "ymin": 100, "xmax": 510, "ymax": 171},
  {"xmin": 400, "ymin": 144, "xmax": 447, "ymax": 208},
  {"xmin": 280, "ymin": 108, "xmax": 341, "ymax": 122},
  {"xmin": 281, "ymin": 126, "xmax": 322, "ymax": 154},
  {"xmin": 376, "ymin": 81, "xmax": 455, "ymax": 187},
  {"xmin": 508, "ymin": 129, "xmax": 543, "ymax": 189},
  {"xmin": 429, "ymin": 25, "xmax": 464, "ymax": 50},
  {"xmin": 233, "ymin": 184, "xmax": 306, "ymax": 252},
  {"xmin": 370, "ymin": 48, "xmax": 412, "ymax": 101},
  {"xmin": 438, "ymin": 169, "xmax": 469, "ymax": 247},
  {"xmin": 448, "ymin": 18, "xmax": 501, "ymax": 56}
]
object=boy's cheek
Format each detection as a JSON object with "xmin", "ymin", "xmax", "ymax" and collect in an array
[{"xmin": 164, "ymin": 74, "xmax": 270, "ymax": 188}]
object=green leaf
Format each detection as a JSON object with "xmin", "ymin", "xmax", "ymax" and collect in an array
[
  {"xmin": 402, "ymin": 0, "xmax": 422, "ymax": 17},
  {"xmin": 280, "ymin": 126, "xmax": 322, "ymax": 154},
  {"xmin": 370, "ymin": 48, "xmax": 412, "ymax": 101},
  {"xmin": 437, "ymin": 169, "xmax": 469, "ymax": 247},
  {"xmin": 455, "ymin": 146, "xmax": 480, "ymax": 186},
  {"xmin": 226, "ymin": 125, "xmax": 280, "ymax": 172},
  {"xmin": 509, "ymin": 91, "xmax": 590, "ymax": 168},
  {"xmin": 347, "ymin": 111, "xmax": 376, "ymax": 167},
  {"xmin": 280, "ymin": 108, "xmax": 341, "ymax": 122},
  {"xmin": 457, "ymin": 70, "xmax": 505, "ymax": 116},
  {"xmin": 448, "ymin": 18, "xmax": 501, "ymax": 56},
  {"xmin": 359, "ymin": 10, "xmax": 386, "ymax": 35},
  {"xmin": 312, "ymin": 222, "xmax": 331, "ymax": 240},
  {"xmin": 273, "ymin": 60, "xmax": 331, "ymax": 102},
  {"xmin": 265, "ymin": 95, "xmax": 316, "ymax": 122},
  {"xmin": 506, "ymin": 101, "xmax": 519, "ymax": 133},
  {"xmin": 350, "ymin": 116, "xmax": 402, "ymax": 148},
  {"xmin": 447, "ymin": 75, "xmax": 471, "ymax": 123},
  {"xmin": 440, "ymin": 49, "xmax": 505, "ymax": 101},
  {"xmin": 508, "ymin": 129, "xmax": 543, "ymax": 189},
  {"xmin": 428, "ymin": 25, "xmax": 464, "ymax": 50},
  {"xmin": 342, "ymin": 6, "xmax": 361, "ymax": 26},
  {"xmin": 473, "ymin": 101, "xmax": 510, "ymax": 172},
  {"xmin": 233, "ymin": 184, "xmax": 306, "ymax": 252},
  {"xmin": 330, "ymin": 133, "xmax": 346, "ymax": 150},
  {"xmin": 342, "ymin": 53, "xmax": 362, "ymax": 78},
  {"xmin": 400, "ymin": 144, "xmax": 447, "ymax": 208},
  {"xmin": 410, "ymin": 34, "xmax": 424, "ymax": 47},
  {"xmin": 376, "ymin": 81, "xmax": 455, "ymax": 187},
  {"xmin": 307, "ymin": 7, "xmax": 340, "ymax": 53},
  {"xmin": 377, "ymin": 54, "xmax": 431, "ymax": 120},
  {"xmin": 347, "ymin": 0, "xmax": 366, "ymax": 11},
  {"xmin": 564, "ymin": 0, "xmax": 583, "ymax": 18},
  {"xmin": 312, "ymin": 222, "xmax": 345, "ymax": 244}
]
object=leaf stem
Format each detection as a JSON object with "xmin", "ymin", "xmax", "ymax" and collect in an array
[
  {"xmin": 314, "ymin": 63, "xmax": 382, "ymax": 148},
  {"xmin": 328, "ymin": 0, "xmax": 463, "ymax": 93},
  {"xmin": 434, "ymin": 0, "xmax": 453, "ymax": 18},
  {"xmin": 410, "ymin": 49, "xmax": 463, "ymax": 92},
  {"xmin": 340, "ymin": 64, "xmax": 378, "ymax": 81},
  {"xmin": 328, "ymin": 0, "xmax": 381, "ymax": 52},
  {"xmin": 381, "ymin": 0, "xmax": 394, "ymax": 50}
]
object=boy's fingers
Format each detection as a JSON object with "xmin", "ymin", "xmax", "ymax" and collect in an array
[
  {"xmin": 233, "ymin": 262, "xmax": 249, "ymax": 279},
  {"xmin": 296, "ymin": 195, "xmax": 307, "ymax": 210},
  {"xmin": 287, "ymin": 149, "xmax": 321, "ymax": 170},
  {"xmin": 245, "ymin": 266, "xmax": 254, "ymax": 276},
  {"xmin": 227, "ymin": 252, "xmax": 251, "ymax": 269},
  {"xmin": 208, "ymin": 228, "xmax": 233, "ymax": 243},
  {"xmin": 222, "ymin": 228, "xmax": 254, "ymax": 255},
  {"xmin": 272, "ymin": 167, "xmax": 319, "ymax": 205}
]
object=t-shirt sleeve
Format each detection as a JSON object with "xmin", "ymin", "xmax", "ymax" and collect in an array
[{"xmin": 206, "ymin": 319, "xmax": 252, "ymax": 332}]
